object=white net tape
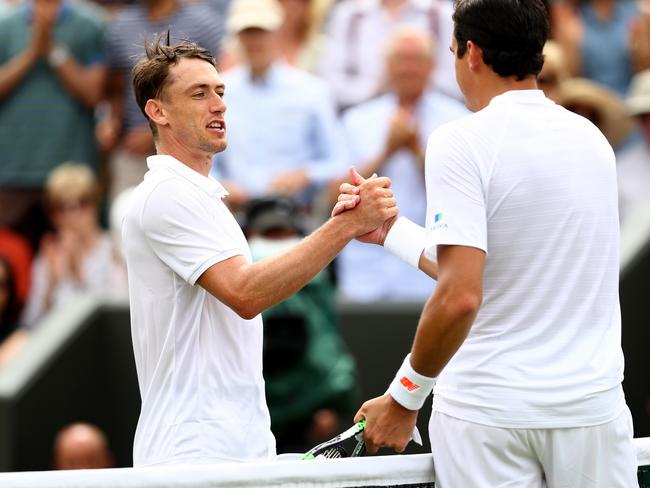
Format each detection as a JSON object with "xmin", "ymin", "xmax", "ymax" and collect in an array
[{"xmin": 0, "ymin": 438, "xmax": 648, "ymax": 488}]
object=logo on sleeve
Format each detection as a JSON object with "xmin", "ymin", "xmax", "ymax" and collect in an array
[
  {"xmin": 400, "ymin": 376, "xmax": 420, "ymax": 392},
  {"xmin": 432, "ymin": 212, "xmax": 448, "ymax": 231}
]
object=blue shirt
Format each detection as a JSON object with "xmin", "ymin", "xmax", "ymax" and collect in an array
[
  {"xmin": 0, "ymin": 1, "xmax": 105, "ymax": 186},
  {"xmin": 338, "ymin": 91, "xmax": 468, "ymax": 302},
  {"xmin": 580, "ymin": 0, "xmax": 638, "ymax": 95},
  {"xmin": 211, "ymin": 63, "xmax": 349, "ymax": 197}
]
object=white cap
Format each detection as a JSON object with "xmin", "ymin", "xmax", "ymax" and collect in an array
[
  {"xmin": 227, "ymin": 0, "xmax": 284, "ymax": 34},
  {"xmin": 626, "ymin": 69, "xmax": 650, "ymax": 117}
]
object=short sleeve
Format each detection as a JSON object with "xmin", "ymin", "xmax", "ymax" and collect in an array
[
  {"xmin": 83, "ymin": 19, "xmax": 107, "ymax": 66},
  {"xmin": 141, "ymin": 180, "xmax": 245, "ymax": 285},
  {"xmin": 423, "ymin": 124, "xmax": 487, "ymax": 256}
]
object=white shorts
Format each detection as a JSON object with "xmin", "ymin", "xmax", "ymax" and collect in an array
[{"xmin": 429, "ymin": 408, "xmax": 637, "ymax": 488}]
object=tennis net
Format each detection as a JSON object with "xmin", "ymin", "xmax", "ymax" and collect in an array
[{"xmin": 0, "ymin": 437, "xmax": 648, "ymax": 487}]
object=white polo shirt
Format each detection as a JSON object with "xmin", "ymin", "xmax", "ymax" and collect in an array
[
  {"xmin": 424, "ymin": 90, "xmax": 626, "ymax": 428},
  {"xmin": 122, "ymin": 155, "xmax": 275, "ymax": 466}
]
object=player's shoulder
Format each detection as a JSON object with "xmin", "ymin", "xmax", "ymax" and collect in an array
[
  {"xmin": 130, "ymin": 169, "xmax": 192, "ymax": 214},
  {"xmin": 427, "ymin": 109, "xmax": 476, "ymax": 143}
]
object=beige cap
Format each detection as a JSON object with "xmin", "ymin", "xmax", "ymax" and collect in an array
[
  {"xmin": 557, "ymin": 78, "xmax": 636, "ymax": 148},
  {"xmin": 626, "ymin": 69, "xmax": 650, "ymax": 117},
  {"xmin": 227, "ymin": 0, "xmax": 285, "ymax": 33}
]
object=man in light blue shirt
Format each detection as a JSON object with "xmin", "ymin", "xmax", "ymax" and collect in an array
[
  {"xmin": 338, "ymin": 26, "xmax": 467, "ymax": 302},
  {"xmin": 211, "ymin": 0, "xmax": 349, "ymax": 209}
]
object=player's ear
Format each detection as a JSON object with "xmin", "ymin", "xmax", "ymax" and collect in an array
[
  {"xmin": 466, "ymin": 41, "xmax": 483, "ymax": 72},
  {"xmin": 145, "ymin": 99, "xmax": 168, "ymax": 128}
]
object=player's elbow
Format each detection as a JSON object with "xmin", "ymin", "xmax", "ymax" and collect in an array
[
  {"xmin": 450, "ymin": 291, "xmax": 482, "ymax": 320},
  {"xmin": 229, "ymin": 296, "xmax": 262, "ymax": 320},
  {"xmin": 236, "ymin": 306, "xmax": 259, "ymax": 321}
]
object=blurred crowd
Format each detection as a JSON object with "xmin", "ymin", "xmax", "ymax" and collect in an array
[{"xmin": 1, "ymin": 0, "xmax": 650, "ymax": 465}]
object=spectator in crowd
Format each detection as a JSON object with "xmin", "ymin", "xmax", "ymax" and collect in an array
[
  {"xmin": 220, "ymin": 0, "xmax": 332, "ymax": 73},
  {"xmin": 53, "ymin": 423, "xmax": 114, "ymax": 470},
  {"xmin": 20, "ymin": 163, "xmax": 126, "ymax": 328},
  {"xmin": 337, "ymin": 27, "xmax": 466, "ymax": 302},
  {"xmin": 557, "ymin": 77, "xmax": 635, "ymax": 151},
  {"xmin": 319, "ymin": 0, "xmax": 459, "ymax": 109},
  {"xmin": 97, "ymin": 0, "xmax": 224, "ymax": 201},
  {"xmin": 211, "ymin": 0, "xmax": 348, "ymax": 211},
  {"xmin": 0, "ymin": 163, "xmax": 126, "ymax": 366},
  {"xmin": 244, "ymin": 197, "xmax": 359, "ymax": 452},
  {"xmin": 0, "ymin": 256, "xmax": 20, "ymax": 344},
  {"xmin": 0, "ymin": 0, "xmax": 107, "ymax": 242},
  {"xmin": 618, "ymin": 69, "xmax": 650, "ymax": 225},
  {"xmin": 537, "ymin": 41, "xmax": 570, "ymax": 103},
  {"xmin": 551, "ymin": 0, "xmax": 649, "ymax": 95}
]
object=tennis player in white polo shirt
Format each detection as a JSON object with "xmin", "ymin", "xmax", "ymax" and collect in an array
[
  {"xmin": 334, "ymin": 0, "xmax": 637, "ymax": 485},
  {"xmin": 121, "ymin": 34, "xmax": 398, "ymax": 467}
]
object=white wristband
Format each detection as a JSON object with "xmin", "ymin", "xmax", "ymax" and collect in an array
[
  {"xmin": 388, "ymin": 354, "xmax": 436, "ymax": 411},
  {"xmin": 383, "ymin": 217, "xmax": 426, "ymax": 269}
]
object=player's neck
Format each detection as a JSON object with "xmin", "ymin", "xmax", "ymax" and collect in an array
[
  {"xmin": 155, "ymin": 138, "xmax": 214, "ymax": 178},
  {"xmin": 473, "ymin": 75, "xmax": 538, "ymax": 111}
]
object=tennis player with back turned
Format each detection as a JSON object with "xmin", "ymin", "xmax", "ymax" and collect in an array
[{"xmin": 333, "ymin": 0, "xmax": 637, "ymax": 485}]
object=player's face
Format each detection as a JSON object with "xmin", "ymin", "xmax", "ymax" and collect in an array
[{"xmin": 161, "ymin": 58, "xmax": 227, "ymax": 155}]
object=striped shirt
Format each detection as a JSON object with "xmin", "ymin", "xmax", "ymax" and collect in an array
[{"xmin": 107, "ymin": 3, "xmax": 224, "ymax": 130}]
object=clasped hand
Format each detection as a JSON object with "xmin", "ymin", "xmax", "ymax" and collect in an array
[{"xmin": 331, "ymin": 167, "xmax": 399, "ymax": 245}]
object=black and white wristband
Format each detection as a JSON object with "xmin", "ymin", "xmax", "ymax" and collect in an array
[
  {"xmin": 388, "ymin": 354, "xmax": 436, "ymax": 411},
  {"xmin": 383, "ymin": 217, "xmax": 426, "ymax": 269}
]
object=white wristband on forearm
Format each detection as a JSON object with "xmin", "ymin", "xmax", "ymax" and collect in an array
[
  {"xmin": 388, "ymin": 354, "xmax": 436, "ymax": 411},
  {"xmin": 383, "ymin": 217, "xmax": 426, "ymax": 269}
]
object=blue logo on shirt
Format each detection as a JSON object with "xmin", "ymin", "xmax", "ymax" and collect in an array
[{"xmin": 432, "ymin": 212, "xmax": 448, "ymax": 231}]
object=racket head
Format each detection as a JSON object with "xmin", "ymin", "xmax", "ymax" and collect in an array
[{"xmin": 301, "ymin": 419, "xmax": 367, "ymax": 460}]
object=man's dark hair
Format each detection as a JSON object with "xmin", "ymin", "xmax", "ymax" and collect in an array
[
  {"xmin": 453, "ymin": 0, "xmax": 549, "ymax": 80},
  {"xmin": 132, "ymin": 31, "xmax": 217, "ymax": 137}
]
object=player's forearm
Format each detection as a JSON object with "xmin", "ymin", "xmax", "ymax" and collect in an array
[
  {"xmin": 232, "ymin": 216, "xmax": 357, "ymax": 318},
  {"xmin": 409, "ymin": 284, "xmax": 480, "ymax": 378},
  {"xmin": 0, "ymin": 49, "xmax": 38, "ymax": 98},
  {"xmin": 418, "ymin": 252, "xmax": 438, "ymax": 280}
]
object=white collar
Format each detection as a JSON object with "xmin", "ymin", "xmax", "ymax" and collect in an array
[
  {"xmin": 489, "ymin": 89, "xmax": 549, "ymax": 106},
  {"xmin": 147, "ymin": 155, "xmax": 229, "ymax": 199}
]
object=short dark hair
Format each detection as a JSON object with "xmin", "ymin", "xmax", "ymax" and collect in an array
[
  {"xmin": 132, "ymin": 31, "xmax": 216, "ymax": 137},
  {"xmin": 453, "ymin": 0, "xmax": 549, "ymax": 80}
]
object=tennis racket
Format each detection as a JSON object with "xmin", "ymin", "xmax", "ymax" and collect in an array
[{"xmin": 301, "ymin": 419, "xmax": 367, "ymax": 460}]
